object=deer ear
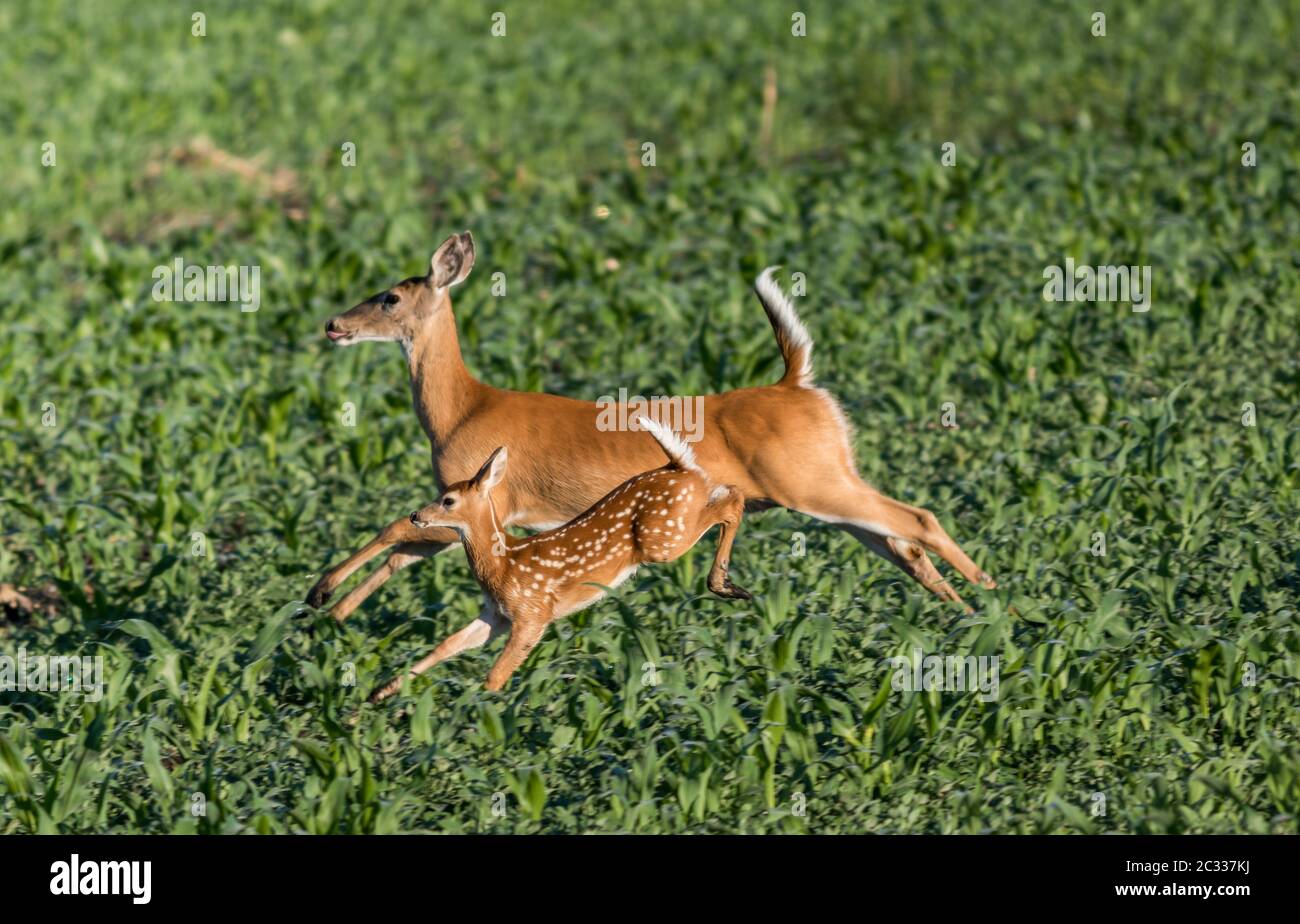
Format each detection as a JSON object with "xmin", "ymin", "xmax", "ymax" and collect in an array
[
  {"xmin": 429, "ymin": 232, "xmax": 475, "ymax": 289},
  {"xmin": 475, "ymin": 446, "xmax": 508, "ymax": 490}
]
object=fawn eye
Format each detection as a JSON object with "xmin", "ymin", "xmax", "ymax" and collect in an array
[
  {"xmin": 380, "ymin": 292, "xmax": 400, "ymax": 309},
  {"xmin": 442, "ymin": 496, "xmax": 455, "ymax": 508}
]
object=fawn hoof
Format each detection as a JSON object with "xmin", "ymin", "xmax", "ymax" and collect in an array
[
  {"xmin": 368, "ymin": 680, "xmax": 400, "ymax": 704},
  {"xmin": 978, "ymin": 572, "xmax": 997, "ymax": 590},
  {"xmin": 306, "ymin": 581, "xmax": 333, "ymax": 609},
  {"xmin": 710, "ymin": 578, "xmax": 752, "ymax": 601}
]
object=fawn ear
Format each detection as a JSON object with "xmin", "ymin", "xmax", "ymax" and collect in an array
[
  {"xmin": 429, "ymin": 232, "xmax": 476, "ymax": 289},
  {"xmin": 474, "ymin": 446, "xmax": 508, "ymax": 490}
]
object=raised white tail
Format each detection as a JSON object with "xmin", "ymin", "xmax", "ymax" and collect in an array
[
  {"xmin": 635, "ymin": 415, "xmax": 704, "ymax": 477},
  {"xmin": 755, "ymin": 267, "xmax": 814, "ymax": 387}
]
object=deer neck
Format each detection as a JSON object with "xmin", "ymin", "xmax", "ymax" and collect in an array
[{"xmin": 404, "ymin": 300, "xmax": 484, "ymax": 446}]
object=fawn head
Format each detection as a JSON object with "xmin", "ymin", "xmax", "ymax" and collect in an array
[
  {"xmin": 324, "ymin": 232, "xmax": 475, "ymax": 346},
  {"xmin": 410, "ymin": 446, "xmax": 508, "ymax": 539}
]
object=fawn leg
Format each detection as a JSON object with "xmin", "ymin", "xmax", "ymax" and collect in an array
[
  {"xmin": 700, "ymin": 485, "xmax": 751, "ymax": 600},
  {"xmin": 484, "ymin": 617, "xmax": 549, "ymax": 692},
  {"xmin": 306, "ymin": 515, "xmax": 457, "ymax": 612},
  {"xmin": 369, "ymin": 602, "xmax": 507, "ymax": 704}
]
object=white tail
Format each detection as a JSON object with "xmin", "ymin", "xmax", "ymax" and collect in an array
[
  {"xmin": 754, "ymin": 266, "xmax": 814, "ymax": 387},
  {"xmin": 635, "ymin": 415, "xmax": 703, "ymax": 476}
]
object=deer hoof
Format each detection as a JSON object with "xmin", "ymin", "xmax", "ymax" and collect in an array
[
  {"xmin": 368, "ymin": 681, "xmax": 399, "ymax": 705},
  {"xmin": 306, "ymin": 582, "xmax": 333, "ymax": 608}
]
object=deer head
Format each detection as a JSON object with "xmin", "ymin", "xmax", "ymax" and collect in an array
[
  {"xmin": 324, "ymin": 232, "xmax": 475, "ymax": 347},
  {"xmin": 410, "ymin": 446, "xmax": 508, "ymax": 543}
]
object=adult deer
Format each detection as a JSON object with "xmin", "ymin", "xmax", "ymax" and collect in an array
[{"xmin": 307, "ymin": 232, "xmax": 995, "ymax": 622}]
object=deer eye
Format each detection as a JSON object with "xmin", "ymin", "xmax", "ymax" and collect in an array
[
  {"xmin": 442, "ymin": 496, "xmax": 456, "ymax": 508},
  {"xmin": 380, "ymin": 292, "xmax": 400, "ymax": 309}
]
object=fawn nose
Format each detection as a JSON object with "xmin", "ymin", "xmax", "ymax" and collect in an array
[
  {"xmin": 325, "ymin": 319, "xmax": 346, "ymax": 341},
  {"xmin": 409, "ymin": 511, "xmax": 420, "ymax": 525}
]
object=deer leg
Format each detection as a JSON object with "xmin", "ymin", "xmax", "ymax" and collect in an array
[
  {"xmin": 841, "ymin": 526, "xmax": 968, "ymax": 609},
  {"xmin": 484, "ymin": 617, "xmax": 550, "ymax": 692},
  {"xmin": 327, "ymin": 540, "xmax": 458, "ymax": 622},
  {"xmin": 698, "ymin": 485, "xmax": 751, "ymax": 600},
  {"xmin": 858, "ymin": 491, "xmax": 996, "ymax": 589},
  {"xmin": 306, "ymin": 516, "xmax": 458, "ymax": 611},
  {"xmin": 797, "ymin": 478, "xmax": 995, "ymax": 594},
  {"xmin": 369, "ymin": 601, "xmax": 507, "ymax": 703}
]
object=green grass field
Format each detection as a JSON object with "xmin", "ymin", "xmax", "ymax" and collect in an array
[{"xmin": 1, "ymin": 0, "xmax": 1298, "ymax": 833}]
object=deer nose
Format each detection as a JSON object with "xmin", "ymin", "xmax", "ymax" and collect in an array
[
  {"xmin": 409, "ymin": 511, "xmax": 420, "ymax": 524},
  {"xmin": 325, "ymin": 319, "xmax": 346, "ymax": 341}
]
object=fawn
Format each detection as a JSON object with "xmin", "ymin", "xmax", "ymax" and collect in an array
[
  {"xmin": 368, "ymin": 417, "xmax": 748, "ymax": 702},
  {"xmin": 310, "ymin": 232, "xmax": 995, "ymax": 627}
]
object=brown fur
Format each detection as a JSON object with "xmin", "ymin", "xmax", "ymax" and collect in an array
[
  {"xmin": 368, "ymin": 430, "xmax": 748, "ymax": 700},
  {"xmin": 308, "ymin": 233, "xmax": 995, "ymax": 628}
]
